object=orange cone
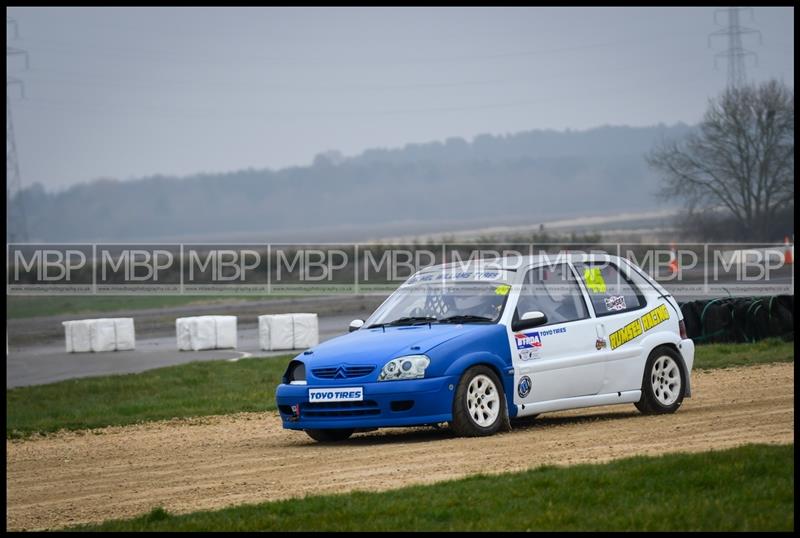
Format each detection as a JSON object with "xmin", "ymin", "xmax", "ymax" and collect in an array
[
  {"xmin": 784, "ymin": 236, "xmax": 793, "ymax": 265},
  {"xmin": 668, "ymin": 242, "xmax": 679, "ymax": 274}
]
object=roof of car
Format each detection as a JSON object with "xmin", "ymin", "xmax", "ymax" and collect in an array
[{"xmin": 419, "ymin": 253, "xmax": 622, "ymax": 273}]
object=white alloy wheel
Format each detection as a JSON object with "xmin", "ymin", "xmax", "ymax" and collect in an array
[
  {"xmin": 651, "ymin": 355, "xmax": 682, "ymax": 406},
  {"xmin": 466, "ymin": 374, "xmax": 500, "ymax": 427}
]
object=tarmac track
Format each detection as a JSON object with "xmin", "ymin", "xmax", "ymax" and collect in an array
[
  {"xmin": 7, "ymin": 270, "xmax": 793, "ymax": 388},
  {"xmin": 5, "ymin": 362, "xmax": 794, "ymax": 531}
]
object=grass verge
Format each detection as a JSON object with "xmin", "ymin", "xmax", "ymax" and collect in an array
[
  {"xmin": 693, "ymin": 337, "xmax": 794, "ymax": 369},
  {"xmin": 7, "ymin": 339, "xmax": 793, "ymax": 439},
  {"xmin": 67, "ymin": 443, "xmax": 793, "ymax": 531},
  {"xmin": 6, "ymin": 355, "xmax": 292, "ymax": 439},
  {"xmin": 6, "ymin": 295, "xmax": 276, "ymax": 319}
]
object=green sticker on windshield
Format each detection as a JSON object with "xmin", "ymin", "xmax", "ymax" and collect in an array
[
  {"xmin": 495, "ymin": 284, "xmax": 511, "ymax": 296},
  {"xmin": 583, "ymin": 267, "xmax": 607, "ymax": 294}
]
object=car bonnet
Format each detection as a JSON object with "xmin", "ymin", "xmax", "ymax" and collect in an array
[{"xmin": 299, "ymin": 323, "xmax": 489, "ymax": 367}]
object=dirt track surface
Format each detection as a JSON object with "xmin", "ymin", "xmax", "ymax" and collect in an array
[{"xmin": 6, "ymin": 363, "xmax": 794, "ymax": 531}]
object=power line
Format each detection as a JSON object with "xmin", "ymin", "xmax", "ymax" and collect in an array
[
  {"xmin": 19, "ymin": 45, "xmax": 700, "ymax": 97},
  {"xmin": 7, "ymin": 17, "xmax": 29, "ymax": 243},
  {"xmin": 709, "ymin": 7, "xmax": 762, "ymax": 89},
  {"xmin": 18, "ymin": 64, "xmax": 708, "ymax": 121},
  {"xmin": 15, "ymin": 23, "xmax": 709, "ymax": 103},
  {"xmin": 20, "ymin": 29, "xmax": 706, "ymax": 67}
]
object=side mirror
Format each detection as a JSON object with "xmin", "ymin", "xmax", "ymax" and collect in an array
[
  {"xmin": 512, "ymin": 311, "xmax": 547, "ymax": 331},
  {"xmin": 349, "ymin": 319, "xmax": 365, "ymax": 332}
]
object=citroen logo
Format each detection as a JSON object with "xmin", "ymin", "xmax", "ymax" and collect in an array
[{"xmin": 334, "ymin": 366, "xmax": 347, "ymax": 379}]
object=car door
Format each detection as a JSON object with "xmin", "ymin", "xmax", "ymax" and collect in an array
[
  {"xmin": 510, "ymin": 263, "xmax": 606, "ymax": 406},
  {"xmin": 572, "ymin": 260, "xmax": 649, "ymax": 395}
]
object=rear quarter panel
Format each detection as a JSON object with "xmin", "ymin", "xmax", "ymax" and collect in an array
[{"xmin": 601, "ymin": 298, "xmax": 685, "ymax": 395}]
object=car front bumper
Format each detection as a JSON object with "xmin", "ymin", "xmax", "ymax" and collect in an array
[{"xmin": 275, "ymin": 375, "xmax": 458, "ymax": 430}]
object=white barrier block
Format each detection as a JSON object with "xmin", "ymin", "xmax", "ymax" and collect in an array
[
  {"xmin": 191, "ymin": 316, "xmax": 218, "ymax": 351},
  {"xmin": 65, "ymin": 318, "xmax": 137, "ymax": 352},
  {"xmin": 64, "ymin": 321, "xmax": 75, "ymax": 352},
  {"xmin": 90, "ymin": 318, "xmax": 117, "ymax": 352},
  {"xmin": 177, "ymin": 315, "xmax": 238, "ymax": 351},
  {"xmin": 114, "ymin": 318, "xmax": 136, "ymax": 351},
  {"xmin": 70, "ymin": 320, "xmax": 93, "ymax": 353},
  {"xmin": 215, "ymin": 316, "xmax": 238, "ymax": 349},
  {"xmin": 258, "ymin": 315, "xmax": 272, "ymax": 351},
  {"xmin": 176, "ymin": 318, "xmax": 193, "ymax": 351},
  {"xmin": 63, "ymin": 321, "xmax": 74, "ymax": 353},
  {"xmin": 269, "ymin": 314, "xmax": 295, "ymax": 351},
  {"xmin": 293, "ymin": 313, "xmax": 319, "ymax": 349}
]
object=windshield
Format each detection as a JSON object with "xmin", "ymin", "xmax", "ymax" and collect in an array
[{"xmin": 364, "ymin": 270, "xmax": 513, "ymax": 327}]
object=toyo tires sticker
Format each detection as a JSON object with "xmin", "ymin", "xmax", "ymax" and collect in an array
[{"xmin": 308, "ymin": 387, "xmax": 363, "ymax": 402}]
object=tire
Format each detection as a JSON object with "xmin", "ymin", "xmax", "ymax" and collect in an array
[
  {"xmin": 304, "ymin": 428, "xmax": 354, "ymax": 443},
  {"xmin": 635, "ymin": 346, "xmax": 687, "ymax": 415},
  {"xmin": 680, "ymin": 301, "xmax": 702, "ymax": 340},
  {"xmin": 449, "ymin": 365, "xmax": 509, "ymax": 437}
]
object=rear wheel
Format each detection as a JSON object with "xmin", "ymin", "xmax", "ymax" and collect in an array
[
  {"xmin": 304, "ymin": 428, "xmax": 354, "ymax": 442},
  {"xmin": 450, "ymin": 365, "xmax": 509, "ymax": 437},
  {"xmin": 635, "ymin": 346, "xmax": 686, "ymax": 415}
]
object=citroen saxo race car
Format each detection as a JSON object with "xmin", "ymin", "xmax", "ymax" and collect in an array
[{"xmin": 276, "ymin": 254, "xmax": 695, "ymax": 442}]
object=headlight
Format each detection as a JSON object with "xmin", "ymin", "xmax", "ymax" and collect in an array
[
  {"xmin": 378, "ymin": 355, "xmax": 430, "ymax": 381},
  {"xmin": 284, "ymin": 361, "xmax": 306, "ymax": 385}
]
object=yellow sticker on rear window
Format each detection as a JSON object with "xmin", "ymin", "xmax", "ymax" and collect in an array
[
  {"xmin": 583, "ymin": 267, "xmax": 607, "ymax": 294},
  {"xmin": 495, "ymin": 284, "xmax": 511, "ymax": 296}
]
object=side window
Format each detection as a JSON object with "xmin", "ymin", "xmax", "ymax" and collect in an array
[
  {"xmin": 516, "ymin": 264, "xmax": 589, "ymax": 325},
  {"xmin": 574, "ymin": 262, "xmax": 646, "ymax": 316}
]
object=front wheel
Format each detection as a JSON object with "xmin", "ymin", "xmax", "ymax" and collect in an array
[
  {"xmin": 635, "ymin": 346, "xmax": 686, "ymax": 415},
  {"xmin": 449, "ymin": 365, "xmax": 509, "ymax": 437},
  {"xmin": 304, "ymin": 428, "xmax": 354, "ymax": 443}
]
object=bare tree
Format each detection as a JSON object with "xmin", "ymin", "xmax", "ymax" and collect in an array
[{"xmin": 647, "ymin": 79, "xmax": 794, "ymax": 240}]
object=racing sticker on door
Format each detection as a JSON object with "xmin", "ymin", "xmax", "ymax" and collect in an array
[
  {"xmin": 514, "ymin": 332, "xmax": 542, "ymax": 361},
  {"xmin": 608, "ymin": 304, "xmax": 671, "ymax": 349},
  {"xmin": 609, "ymin": 319, "xmax": 643, "ymax": 350},
  {"xmin": 641, "ymin": 303, "xmax": 670, "ymax": 331},
  {"xmin": 514, "ymin": 327, "xmax": 567, "ymax": 360},
  {"xmin": 517, "ymin": 375, "xmax": 532, "ymax": 397}
]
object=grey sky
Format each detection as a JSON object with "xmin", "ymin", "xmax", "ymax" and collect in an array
[{"xmin": 6, "ymin": 6, "xmax": 794, "ymax": 191}]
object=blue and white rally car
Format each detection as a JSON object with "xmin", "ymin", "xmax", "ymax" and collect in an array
[{"xmin": 276, "ymin": 254, "xmax": 694, "ymax": 442}]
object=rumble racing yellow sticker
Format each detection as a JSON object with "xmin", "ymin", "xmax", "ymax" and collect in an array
[
  {"xmin": 609, "ymin": 318, "xmax": 643, "ymax": 350},
  {"xmin": 641, "ymin": 303, "xmax": 670, "ymax": 332},
  {"xmin": 608, "ymin": 304, "xmax": 671, "ymax": 350}
]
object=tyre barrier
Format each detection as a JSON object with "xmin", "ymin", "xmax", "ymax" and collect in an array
[{"xmin": 678, "ymin": 295, "xmax": 794, "ymax": 344}]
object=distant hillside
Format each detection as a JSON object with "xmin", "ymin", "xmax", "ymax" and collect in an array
[{"xmin": 9, "ymin": 123, "xmax": 692, "ymax": 242}]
